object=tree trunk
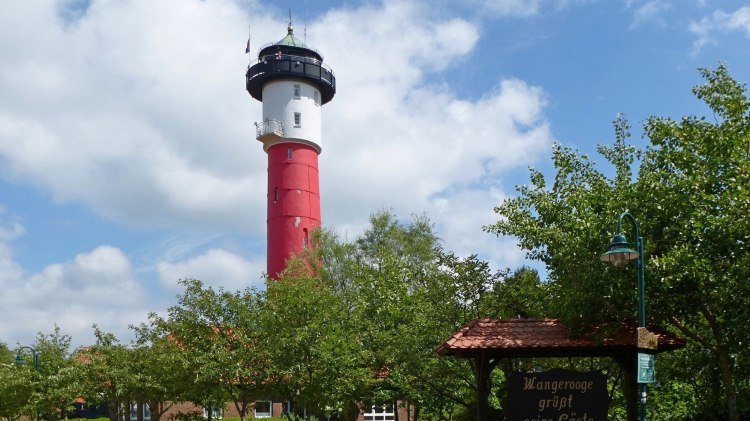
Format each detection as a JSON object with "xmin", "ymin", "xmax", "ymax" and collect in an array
[
  {"xmin": 717, "ymin": 346, "xmax": 740, "ymax": 421},
  {"xmin": 343, "ymin": 401, "xmax": 358, "ymax": 421},
  {"xmin": 697, "ymin": 306, "xmax": 741, "ymax": 420},
  {"xmin": 137, "ymin": 401, "xmax": 144, "ymax": 421},
  {"xmin": 233, "ymin": 398, "xmax": 246, "ymax": 421},
  {"xmin": 615, "ymin": 355, "xmax": 638, "ymax": 421},
  {"xmin": 149, "ymin": 401, "xmax": 160, "ymax": 421},
  {"xmin": 108, "ymin": 401, "xmax": 119, "ymax": 421}
]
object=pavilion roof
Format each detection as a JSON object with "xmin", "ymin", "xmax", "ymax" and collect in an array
[{"xmin": 437, "ymin": 318, "xmax": 685, "ymax": 358}]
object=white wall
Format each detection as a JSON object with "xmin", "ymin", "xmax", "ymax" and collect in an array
[{"xmin": 262, "ymin": 80, "xmax": 322, "ymax": 151}]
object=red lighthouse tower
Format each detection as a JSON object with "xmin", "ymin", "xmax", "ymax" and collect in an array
[{"xmin": 246, "ymin": 26, "xmax": 336, "ymax": 278}]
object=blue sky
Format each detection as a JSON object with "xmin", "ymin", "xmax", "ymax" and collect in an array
[{"xmin": 1, "ymin": 0, "xmax": 749, "ymax": 348}]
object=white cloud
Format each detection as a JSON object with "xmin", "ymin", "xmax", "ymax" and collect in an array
[
  {"xmin": 0, "ymin": 223, "xmax": 149, "ymax": 348},
  {"xmin": 0, "ymin": 0, "xmax": 554, "ymax": 345},
  {"xmin": 0, "ymin": 218, "xmax": 25, "ymax": 290},
  {"xmin": 0, "ymin": 0, "xmax": 267, "ymax": 232},
  {"xmin": 466, "ymin": 0, "xmax": 588, "ymax": 17},
  {"xmin": 157, "ymin": 248, "xmax": 265, "ymax": 293},
  {"xmin": 0, "ymin": 0, "xmax": 551, "ymax": 254},
  {"xmin": 630, "ymin": 1, "xmax": 670, "ymax": 28},
  {"xmin": 0, "ymin": 213, "xmax": 24, "ymax": 243},
  {"xmin": 427, "ymin": 187, "xmax": 527, "ymax": 268},
  {"xmin": 308, "ymin": 1, "xmax": 552, "ymax": 267},
  {"xmin": 466, "ymin": 0, "xmax": 542, "ymax": 18},
  {"xmin": 690, "ymin": 5, "xmax": 750, "ymax": 54}
]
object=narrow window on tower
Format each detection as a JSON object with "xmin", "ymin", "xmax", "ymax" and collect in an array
[
  {"xmin": 293, "ymin": 84, "xmax": 301, "ymax": 99},
  {"xmin": 303, "ymin": 228, "xmax": 309, "ymax": 248},
  {"xmin": 294, "ymin": 112, "xmax": 301, "ymax": 127},
  {"xmin": 313, "ymin": 91, "xmax": 320, "ymax": 106},
  {"xmin": 273, "ymin": 187, "xmax": 279, "ymax": 203},
  {"xmin": 287, "ymin": 147, "xmax": 293, "ymax": 160}
]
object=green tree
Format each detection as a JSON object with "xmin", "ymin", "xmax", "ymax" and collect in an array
[
  {"xmin": 0, "ymin": 342, "xmax": 33, "ymax": 421},
  {"xmin": 489, "ymin": 266, "xmax": 549, "ymax": 319},
  {"xmin": 0, "ymin": 333, "xmax": 76, "ymax": 421},
  {"xmin": 265, "ymin": 253, "xmax": 370, "ymax": 420},
  {"xmin": 349, "ymin": 213, "xmax": 444, "ymax": 416},
  {"xmin": 402, "ymin": 251, "xmax": 508, "ymax": 420},
  {"xmin": 30, "ymin": 326, "xmax": 79, "ymax": 421},
  {"xmin": 153, "ymin": 279, "xmax": 271, "ymax": 421},
  {"xmin": 486, "ymin": 65, "xmax": 750, "ymax": 420},
  {"xmin": 293, "ymin": 212, "xmax": 518, "ymax": 419},
  {"xmin": 130, "ymin": 325, "xmax": 186, "ymax": 421},
  {"xmin": 637, "ymin": 64, "xmax": 750, "ymax": 420},
  {"xmin": 76, "ymin": 326, "xmax": 138, "ymax": 421},
  {"xmin": 0, "ymin": 342, "xmax": 12, "ymax": 363}
]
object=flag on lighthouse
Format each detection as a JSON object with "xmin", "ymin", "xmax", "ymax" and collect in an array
[{"xmin": 245, "ymin": 25, "xmax": 251, "ymax": 53}]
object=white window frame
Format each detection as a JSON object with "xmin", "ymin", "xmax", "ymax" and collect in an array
[
  {"xmin": 363, "ymin": 405, "xmax": 395, "ymax": 421},
  {"xmin": 203, "ymin": 404, "xmax": 223, "ymax": 420},
  {"xmin": 255, "ymin": 400, "xmax": 272, "ymax": 418},
  {"xmin": 293, "ymin": 84, "xmax": 301, "ymax": 99},
  {"xmin": 129, "ymin": 403, "xmax": 137, "ymax": 421},
  {"xmin": 128, "ymin": 402, "xmax": 151, "ymax": 421},
  {"xmin": 313, "ymin": 90, "xmax": 320, "ymax": 106},
  {"xmin": 294, "ymin": 112, "xmax": 301, "ymax": 127}
]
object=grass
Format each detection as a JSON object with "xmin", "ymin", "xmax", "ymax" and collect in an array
[
  {"xmin": 68, "ymin": 416, "xmax": 291, "ymax": 421},
  {"xmin": 222, "ymin": 418, "xmax": 288, "ymax": 421},
  {"xmin": 67, "ymin": 418, "xmax": 109, "ymax": 421}
]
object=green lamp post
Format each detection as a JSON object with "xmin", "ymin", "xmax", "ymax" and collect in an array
[
  {"xmin": 14, "ymin": 346, "xmax": 40, "ymax": 371},
  {"xmin": 15, "ymin": 346, "xmax": 40, "ymax": 421},
  {"xmin": 601, "ymin": 212, "xmax": 648, "ymax": 421}
]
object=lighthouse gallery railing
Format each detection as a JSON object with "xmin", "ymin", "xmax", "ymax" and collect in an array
[
  {"xmin": 246, "ymin": 54, "xmax": 336, "ymax": 104},
  {"xmin": 255, "ymin": 119, "xmax": 284, "ymax": 140}
]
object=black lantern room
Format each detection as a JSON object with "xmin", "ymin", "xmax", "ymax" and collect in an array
[{"xmin": 246, "ymin": 26, "xmax": 336, "ymax": 104}]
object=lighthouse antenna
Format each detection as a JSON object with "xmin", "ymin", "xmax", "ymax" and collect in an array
[
  {"xmin": 304, "ymin": 0, "xmax": 307, "ymax": 44},
  {"xmin": 288, "ymin": 8, "xmax": 292, "ymax": 27}
]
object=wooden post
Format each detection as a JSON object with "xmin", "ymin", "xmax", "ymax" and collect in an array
[
  {"xmin": 475, "ymin": 352, "xmax": 499, "ymax": 421},
  {"xmin": 616, "ymin": 354, "xmax": 638, "ymax": 421},
  {"xmin": 476, "ymin": 353, "xmax": 489, "ymax": 421}
]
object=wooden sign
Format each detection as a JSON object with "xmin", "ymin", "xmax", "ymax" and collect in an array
[
  {"xmin": 508, "ymin": 369, "xmax": 609, "ymax": 421},
  {"xmin": 637, "ymin": 327, "xmax": 658, "ymax": 350}
]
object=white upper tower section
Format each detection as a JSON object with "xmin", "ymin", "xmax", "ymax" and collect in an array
[
  {"xmin": 246, "ymin": 26, "xmax": 336, "ymax": 153},
  {"xmin": 261, "ymin": 80, "xmax": 322, "ymax": 152}
]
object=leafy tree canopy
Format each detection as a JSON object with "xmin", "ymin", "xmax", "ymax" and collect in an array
[{"xmin": 485, "ymin": 64, "xmax": 750, "ymax": 420}]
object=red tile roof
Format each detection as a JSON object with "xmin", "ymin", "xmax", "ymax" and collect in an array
[{"xmin": 437, "ymin": 318, "xmax": 685, "ymax": 358}]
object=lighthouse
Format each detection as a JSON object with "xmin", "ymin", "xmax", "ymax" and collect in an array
[{"xmin": 246, "ymin": 25, "xmax": 336, "ymax": 278}]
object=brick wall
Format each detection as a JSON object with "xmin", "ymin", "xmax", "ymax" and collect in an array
[
  {"xmin": 159, "ymin": 400, "xmax": 284, "ymax": 420},
  {"xmin": 355, "ymin": 401, "xmax": 414, "ymax": 421}
]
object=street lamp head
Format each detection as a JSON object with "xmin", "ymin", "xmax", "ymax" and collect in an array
[
  {"xmin": 14, "ymin": 346, "xmax": 39, "ymax": 370},
  {"xmin": 601, "ymin": 232, "xmax": 639, "ymax": 267}
]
